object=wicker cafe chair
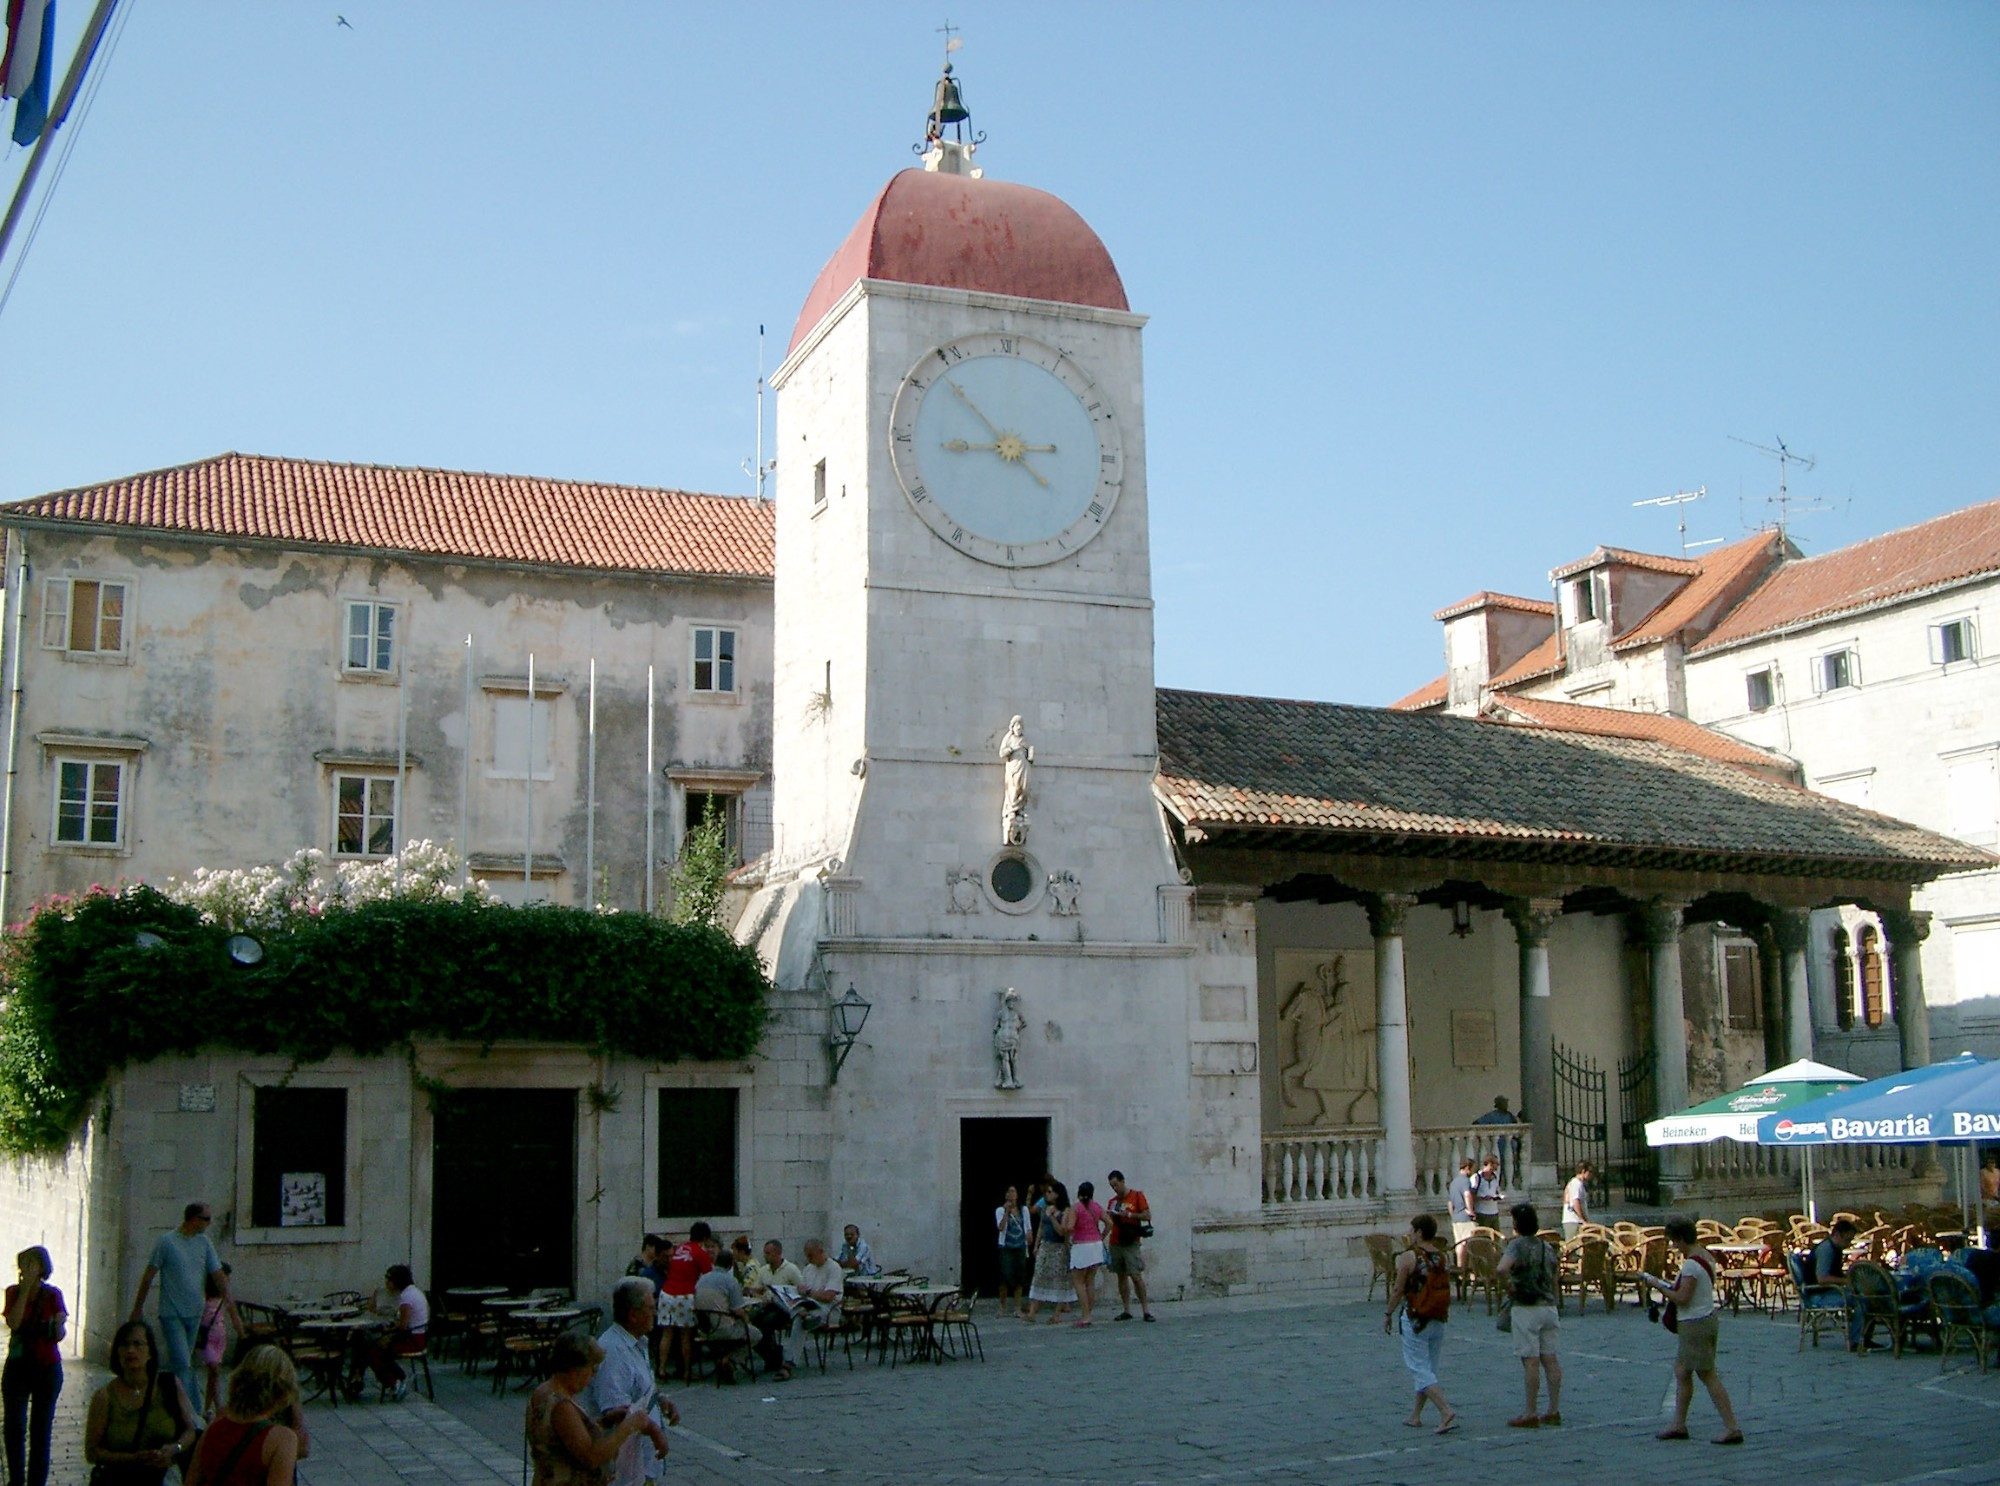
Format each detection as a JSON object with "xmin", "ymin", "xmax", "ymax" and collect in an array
[
  {"xmin": 1927, "ymin": 1269, "xmax": 1990, "ymax": 1373},
  {"xmin": 1461, "ymin": 1235, "xmax": 1503, "ymax": 1315},
  {"xmin": 1364, "ymin": 1234, "xmax": 1402, "ymax": 1301},
  {"xmin": 1848, "ymin": 1261, "xmax": 1935, "ymax": 1357},
  {"xmin": 274, "ymin": 1311, "xmax": 348, "ymax": 1407},
  {"xmin": 233, "ymin": 1302, "xmax": 286, "ymax": 1352},
  {"xmin": 1790, "ymin": 1252, "xmax": 1847, "ymax": 1350},
  {"xmin": 1558, "ymin": 1236, "xmax": 1618, "ymax": 1314}
]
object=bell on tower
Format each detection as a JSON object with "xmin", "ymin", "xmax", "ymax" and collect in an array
[{"xmin": 917, "ymin": 29, "xmax": 984, "ymax": 178}]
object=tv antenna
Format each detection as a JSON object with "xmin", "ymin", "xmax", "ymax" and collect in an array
[
  {"xmin": 1631, "ymin": 487, "xmax": 1722, "ymax": 556},
  {"xmin": 742, "ymin": 324, "xmax": 776, "ymax": 502},
  {"xmin": 1729, "ymin": 434, "xmax": 1826, "ymax": 541}
]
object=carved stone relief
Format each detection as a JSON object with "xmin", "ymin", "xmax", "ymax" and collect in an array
[
  {"xmin": 993, "ymin": 987, "xmax": 1025, "ymax": 1089},
  {"xmin": 1274, "ymin": 948, "xmax": 1378, "ymax": 1127},
  {"xmin": 946, "ymin": 869, "xmax": 983, "ymax": 915},
  {"xmin": 1047, "ymin": 870, "xmax": 1081, "ymax": 916}
]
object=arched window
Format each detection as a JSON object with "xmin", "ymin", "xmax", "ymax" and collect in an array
[
  {"xmin": 1858, "ymin": 926, "xmax": 1886, "ymax": 1028},
  {"xmin": 1831, "ymin": 927, "xmax": 1854, "ymax": 1029}
]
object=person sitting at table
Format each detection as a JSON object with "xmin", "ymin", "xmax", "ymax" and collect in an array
[
  {"xmin": 691, "ymin": 1249, "xmax": 760, "ymax": 1385},
  {"xmin": 835, "ymin": 1225, "xmax": 880, "ymax": 1276},
  {"xmin": 744, "ymin": 1241, "xmax": 803, "ymax": 1371},
  {"xmin": 774, "ymin": 1240, "xmax": 844, "ymax": 1379},
  {"xmin": 526, "ymin": 1332, "xmax": 659, "ymax": 1486},
  {"xmin": 579, "ymin": 1280, "xmax": 676, "ymax": 1486},
  {"xmin": 1810, "ymin": 1219, "xmax": 1877, "ymax": 1351},
  {"xmin": 347, "ymin": 1265, "xmax": 429, "ymax": 1401},
  {"xmin": 727, "ymin": 1237, "xmax": 761, "ymax": 1293}
]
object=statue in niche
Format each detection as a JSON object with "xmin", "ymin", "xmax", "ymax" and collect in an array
[
  {"xmin": 999, "ymin": 715, "xmax": 1033, "ymax": 847},
  {"xmin": 993, "ymin": 987, "xmax": 1026, "ymax": 1089},
  {"xmin": 1278, "ymin": 955, "xmax": 1377, "ymax": 1125}
]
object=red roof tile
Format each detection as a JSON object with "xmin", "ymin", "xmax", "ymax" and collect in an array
[
  {"xmin": 1611, "ymin": 530, "xmax": 1788, "ymax": 651},
  {"xmin": 1482, "ymin": 695, "xmax": 1799, "ymax": 781},
  {"xmin": 1390, "ymin": 675, "xmax": 1448, "ymax": 711},
  {"xmin": 1432, "ymin": 590, "xmax": 1556, "ymax": 622},
  {"xmin": 1692, "ymin": 500, "xmax": 2000, "ymax": 653},
  {"xmin": 1551, "ymin": 545, "xmax": 1701, "ymax": 582},
  {"xmin": 2, "ymin": 453, "xmax": 776, "ymax": 580}
]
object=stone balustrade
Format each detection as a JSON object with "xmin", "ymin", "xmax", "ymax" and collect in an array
[
  {"xmin": 1262, "ymin": 1124, "xmax": 1534, "ymax": 1208},
  {"xmin": 1687, "ymin": 1136, "xmax": 1914, "ymax": 1183}
]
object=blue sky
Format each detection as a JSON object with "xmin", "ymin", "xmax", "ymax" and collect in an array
[{"xmin": 1, "ymin": 2, "xmax": 1994, "ymax": 706}]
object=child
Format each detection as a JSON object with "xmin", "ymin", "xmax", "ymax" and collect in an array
[{"xmin": 195, "ymin": 1264, "xmax": 234, "ymax": 1419}]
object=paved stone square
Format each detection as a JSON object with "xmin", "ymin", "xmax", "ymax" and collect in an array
[{"xmin": 41, "ymin": 1293, "xmax": 2000, "ymax": 1486}]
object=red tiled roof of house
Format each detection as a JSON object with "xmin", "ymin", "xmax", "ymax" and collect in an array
[
  {"xmin": 1551, "ymin": 545, "xmax": 1701, "ymax": 582},
  {"xmin": 1390, "ymin": 675, "xmax": 1448, "ymax": 711},
  {"xmin": 1611, "ymin": 530, "xmax": 1788, "ymax": 651},
  {"xmin": 1482, "ymin": 695, "xmax": 1799, "ymax": 781},
  {"xmin": 2, "ymin": 453, "xmax": 777, "ymax": 580},
  {"xmin": 1432, "ymin": 590, "xmax": 1556, "ymax": 622},
  {"xmin": 1489, "ymin": 630, "xmax": 1564, "ymax": 688},
  {"xmin": 1692, "ymin": 499, "xmax": 2000, "ymax": 653}
]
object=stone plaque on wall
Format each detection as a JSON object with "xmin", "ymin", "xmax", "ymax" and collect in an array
[
  {"xmin": 1274, "ymin": 948, "xmax": 1376, "ymax": 1126},
  {"xmin": 177, "ymin": 1083, "xmax": 217, "ymax": 1113},
  {"xmin": 1451, "ymin": 1010, "xmax": 1498, "ymax": 1070}
]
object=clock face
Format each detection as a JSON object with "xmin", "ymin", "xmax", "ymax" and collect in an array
[{"xmin": 887, "ymin": 333, "xmax": 1124, "ymax": 567}]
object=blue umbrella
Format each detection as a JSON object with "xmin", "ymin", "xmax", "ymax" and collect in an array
[{"xmin": 1754, "ymin": 1053, "xmax": 1994, "ymax": 1147}]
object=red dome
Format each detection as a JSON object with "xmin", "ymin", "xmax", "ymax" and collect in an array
[{"xmin": 788, "ymin": 169, "xmax": 1128, "ymax": 353}]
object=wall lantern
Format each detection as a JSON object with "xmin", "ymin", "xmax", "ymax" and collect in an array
[
  {"xmin": 827, "ymin": 983, "xmax": 872, "ymax": 1085},
  {"xmin": 1452, "ymin": 899, "xmax": 1474, "ymax": 938}
]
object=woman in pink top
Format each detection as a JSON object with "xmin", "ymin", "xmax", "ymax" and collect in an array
[{"xmin": 1067, "ymin": 1181, "xmax": 1109, "ymax": 1326}]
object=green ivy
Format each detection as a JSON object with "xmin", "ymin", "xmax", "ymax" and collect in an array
[{"xmin": 0, "ymin": 886, "xmax": 770, "ymax": 1155}]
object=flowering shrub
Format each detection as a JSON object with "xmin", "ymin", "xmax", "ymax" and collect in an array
[{"xmin": 0, "ymin": 851, "xmax": 768, "ymax": 1156}]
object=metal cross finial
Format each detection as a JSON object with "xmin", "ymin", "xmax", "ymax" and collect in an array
[{"xmin": 937, "ymin": 18, "xmax": 961, "ymax": 59}]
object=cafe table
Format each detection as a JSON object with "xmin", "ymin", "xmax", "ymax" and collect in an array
[{"xmin": 1707, "ymin": 1243, "xmax": 1775, "ymax": 1313}]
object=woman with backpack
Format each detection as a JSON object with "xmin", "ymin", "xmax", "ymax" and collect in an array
[
  {"xmin": 1494, "ymin": 1203, "xmax": 1562, "ymax": 1427},
  {"xmin": 1384, "ymin": 1214, "xmax": 1457, "ymax": 1434}
]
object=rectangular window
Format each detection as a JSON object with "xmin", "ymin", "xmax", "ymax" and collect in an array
[
  {"xmin": 1933, "ymin": 617, "xmax": 1976, "ymax": 666},
  {"xmin": 250, "ymin": 1086, "xmax": 348, "ymax": 1228},
  {"xmin": 1722, "ymin": 941, "xmax": 1761, "ymax": 1030},
  {"xmin": 344, "ymin": 601, "xmax": 397, "ymax": 674},
  {"xmin": 1570, "ymin": 577, "xmax": 1598, "ymax": 623},
  {"xmin": 1817, "ymin": 648, "xmax": 1857, "ymax": 692},
  {"xmin": 1745, "ymin": 668, "xmax": 1775, "ymax": 713},
  {"xmin": 53, "ymin": 759, "xmax": 124, "ymax": 846},
  {"xmin": 656, "ymin": 1087, "xmax": 738, "ymax": 1218},
  {"xmin": 1946, "ymin": 751, "xmax": 1999, "ymax": 844},
  {"xmin": 691, "ymin": 627, "xmax": 736, "ymax": 694},
  {"xmin": 334, "ymin": 774, "xmax": 397, "ymax": 857},
  {"xmin": 41, "ymin": 578, "xmax": 127, "ymax": 655},
  {"xmin": 682, "ymin": 790, "xmax": 741, "ymax": 865},
  {"xmin": 812, "ymin": 458, "xmax": 827, "ymax": 507},
  {"xmin": 490, "ymin": 696, "xmax": 555, "ymax": 780}
]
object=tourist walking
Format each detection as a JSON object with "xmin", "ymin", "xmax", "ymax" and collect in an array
[
  {"xmin": 128, "ymin": 1202, "xmax": 231, "ymax": 1408},
  {"xmin": 83, "ymin": 1323, "xmax": 199, "ymax": 1486},
  {"xmin": 1638, "ymin": 1216, "xmax": 1743, "ymax": 1446},
  {"xmin": 4, "ymin": 1247, "xmax": 66, "ymax": 1486},
  {"xmin": 1495, "ymin": 1204, "xmax": 1562, "ymax": 1427},
  {"xmin": 525, "ymin": 1332, "xmax": 660, "ymax": 1486},
  {"xmin": 580, "ymin": 1280, "xmax": 678, "ymax": 1486},
  {"xmin": 1384, "ymin": 1215, "xmax": 1456, "ymax": 1434},
  {"xmin": 995, "ymin": 1188, "xmax": 1030, "ymax": 1317},
  {"xmin": 1024, "ymin": 1181, "xmax": 1073, "ymax": 1323},
  {"xmin": 1561, "ymin": 1163, "xmax": 1592, "ymax": 1240},
  {"xmin": 184, "ymin": 1346, "xmax": 301, "ymax": 1486},
  {"xmin": 1068, "ymin": 1181, "xmax": 1109, "ymax": 1327}
]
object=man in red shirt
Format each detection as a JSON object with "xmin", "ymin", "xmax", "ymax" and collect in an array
[
  {"xmin": 658, "ymin": 1221, "xmax": 714, "ymax": 1380},
  {"xmin": 1105, "ymin": 1171, "xmax": 1155, "ymax": 1322}
]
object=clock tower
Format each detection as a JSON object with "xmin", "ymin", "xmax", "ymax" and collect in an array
[{"xmin": 745, "ymin": 64, "xmax": 1207, "ymax": 1288}]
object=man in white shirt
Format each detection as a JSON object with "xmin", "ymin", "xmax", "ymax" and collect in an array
[
  {"xmin": 745, "ymin": 1241, "xmax": 803, "ymax": 1375},
  {"xmin": 581, "ymin": 1277, "xmax": 677, "ymax": 1486},
  {"xmin": 777, "ymin": 1239, "xmax": 846, "ymax": 1377},
  {"xmin": 1561, "ymin": 1162, "xmax": 1593, "ymax": 1240}
]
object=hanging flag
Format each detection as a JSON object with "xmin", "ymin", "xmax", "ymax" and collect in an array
[
  {"xmin": 2, "ymin": 0, "xmax": 48, "ymax": 100},
  {"xmin": 8, "ymin": 0, "xmax": 51, "ymax": 144}
]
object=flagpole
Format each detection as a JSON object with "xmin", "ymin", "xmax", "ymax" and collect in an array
[{"xmin": 0, "ymin": 0, "xmax": 119, "ymax": 272}]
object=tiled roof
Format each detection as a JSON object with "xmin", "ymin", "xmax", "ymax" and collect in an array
[
  {"xmin": 1154, "ymin": 687, "xmax": 1988, "ymax": 877},
  {"xmin": 1551, "ymin": 545, "xmax": 1701, "ymax": 583},
  {"xmin": 1490, "ymin": 630, "xmax": 1564, "ymax": 688},
  {"xmin": 1692, "ymin": 499, "xmax": 2000, "ymax": 653},
  {"xmin": 1611, "ymin": 530, "xmax": 1787, "ymax": 651},
  {"xmin": 1433, "ymin": 591, "xmax": 1556, "ymax": 622},
  {"xmin": 1390, "ymin": 675, "xmax": 1448, "ymax": 712},
  {"xmin": 1481, "ymin": 695, "xmax": 1799, "ymax": 781},
  {"xmin": 2, "ymin": 453, "xmax": 777, "ymax": 580}
]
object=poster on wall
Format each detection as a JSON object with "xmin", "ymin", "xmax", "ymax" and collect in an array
[
  {"xmin": 1451, "ymin": 1010, "xmax": 1498, "ymax": 1069},
  {"xmin": 1273, "ymin": 948, "xmax": 1377, "ymax": 1127},
  {"xmin": 279, "ymin": 1172, "xmax": 328, "ymax": 1227}
]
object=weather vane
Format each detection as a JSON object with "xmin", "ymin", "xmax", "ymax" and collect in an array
[{"xmin": 918, "ymin": 20, "xmax": 984, "ymax": 159}]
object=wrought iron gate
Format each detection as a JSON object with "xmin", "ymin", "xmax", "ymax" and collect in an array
[
  {"xmin": 1552, "ymin": 1042, "xmax": 1607, "ymax": 1201},
  {"xmin": 1617, "ymin": 1049, "xmax": 1661, "ymax": 1206}
]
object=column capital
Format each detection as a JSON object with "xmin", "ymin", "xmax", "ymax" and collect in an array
[
  {"xmin": 1503, "ymin": 897, "xmax": 1564, "ymax": 947},
  {"xmin": 1640, "ymin": 897, "xmax": 1688, "ymax": 947},
  {"xmin": 1881, "ymin": 907, "xmax": 1933, "ymax": 949},
  {"xmin": 1767, "ymin": 905, "xmax": 1812, "ymax": 954},
  {"xmin": 1365, "ymin": 891, "xmax": 1419, "ymax": 939}
]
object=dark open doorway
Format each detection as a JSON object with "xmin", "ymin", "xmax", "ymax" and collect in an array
[
  {"xmin": 430, "ymin": 1089, "xmax": 577, "ymax": 1295},
  {"xmin": 959, "ymin": 1116, "xmax": 1050, "ymax": 1297}
]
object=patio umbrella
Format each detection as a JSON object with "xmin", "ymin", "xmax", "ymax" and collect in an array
[{"xmin": 1645, "ymin": 1058, "xmax": 1863, "ymax": 1223}]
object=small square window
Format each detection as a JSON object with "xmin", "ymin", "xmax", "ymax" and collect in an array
[
  {"xmin": 1935, "ymin": 618, "xmax": 1975, "ymax": 666},
  {"xmin": 1745, "ymin": 668, "xmax": 1775, "ymax": 713},
  {"xmin": 1818, "ymin": 649, "xmax": 1857, "ymax": 692},
  {"xmin": 41, "ymin": 578, "xmax": 127, "ymax": 655},
  {"xmin": 54, "ymin": 758, "xmax": 125, "ymax": 846},
  {"xmin": 344, "ymin": 601, "xmax": 397, "ymax": 674},
  {"xmin": 692, "ymin": 627, "xmax": 737, "ymax": 694},
  {"xmin": 334, "ymin": 774, "xmax": 397, "ymax": 857}
]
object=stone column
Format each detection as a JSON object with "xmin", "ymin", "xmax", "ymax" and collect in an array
[
  {"xmin": 1505, "ymin": 898, "xmax": 1563, "ymax": 1173},
  {"xmin": 1770, "ymin": 907, "xmax": 1814, "ymax": 1065},
  {"xmin": 1642, "ymin": 899, "xmax": 1691, "ymax": 1117},
  {"xmin": 1882, "ymin": 907, "xmax": 1933, "ymax": 1070},
  {"xmin": 1367, "ymin": 892, "xmax": 1418, "ymax": 1195}
]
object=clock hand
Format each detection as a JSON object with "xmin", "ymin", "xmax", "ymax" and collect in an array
[
  {"xmin": 942, "ymin": 439, "xmax": 1058, "ymax": 454},
  {"xmin": 942, "ymin": 376, "xmax": 1052, "ymax": 488}
]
